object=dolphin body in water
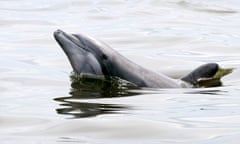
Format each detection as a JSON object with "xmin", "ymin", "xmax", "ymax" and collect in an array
[{"xmin": 54, "ymin": 29, "xmax": 224, "ymax": 88}]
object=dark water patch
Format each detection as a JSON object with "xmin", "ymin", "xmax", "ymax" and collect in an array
[
  {"xmin": 185, "ymin": 88, "xmax": 227, "ymax": 96},
  {"xmin": 69, "ymin": 73, "xmax": 141, "ymax": 98},
  {"xmin": 55, "ymin": 100, "xmax": 131, "ymax": 119},
  {"xmin": 54, "ymin": 73, "xmax": 141, "ymax": 118}
]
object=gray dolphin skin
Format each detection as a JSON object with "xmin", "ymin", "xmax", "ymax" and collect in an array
[{"xmin": 54, "ymin": 29, "xmax": 221, "ymax": 88}]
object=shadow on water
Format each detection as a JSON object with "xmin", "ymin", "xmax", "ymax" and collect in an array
[{"xmin": 54, "ymin": 74, "xmax": 142, "ymax": 118}]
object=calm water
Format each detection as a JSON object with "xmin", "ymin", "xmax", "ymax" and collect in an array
[{"xmin": 1, "ymin": 0, "xmax": 240, "ymax": 143}]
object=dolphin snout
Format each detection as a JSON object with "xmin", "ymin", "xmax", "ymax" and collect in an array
[
  {"xmin": 54, "ymin": 29, "xmax": 63, "ymax": 34},
  {"xmin": 53, "ymin": 29, "xmax": 65, "ymax": 38}
]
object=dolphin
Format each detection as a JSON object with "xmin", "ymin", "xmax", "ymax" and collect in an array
[{"xmin": 54, "ymin": 29, "xmax": 225, "ymax": 88}]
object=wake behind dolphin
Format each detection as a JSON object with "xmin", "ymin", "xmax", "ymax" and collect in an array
[{"xmin": 54, "ymin": 29, "xmax": 231, "ymax": 88}]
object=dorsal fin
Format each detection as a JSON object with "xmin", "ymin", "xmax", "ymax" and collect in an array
[{"xmin": 181, "ymin": 63, "xmax": 219, "ymax": 87}]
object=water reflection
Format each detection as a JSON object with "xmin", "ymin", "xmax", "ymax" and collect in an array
[
  {"xmin": 68, "ymin": 74, "xmax": 140, "ymax": 99},
  {"xmin": 54, "ymin": 74, "xmax": 141, "ymax": 118},
  {"xmin": 55, "ymin": 101, "xmax": 131, "ymax": 118},
  {"xmin": 185, "ymin": 89, "xmax": 226, "ymax": 96},
  {"xmin": 54, "ymin": 73, "xmax": 229, "ymax": 118}
]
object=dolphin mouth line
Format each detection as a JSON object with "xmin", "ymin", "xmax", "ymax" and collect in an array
[{"xmin": 54, "ymin": 29, "xmax": 90, "ymax": 53}]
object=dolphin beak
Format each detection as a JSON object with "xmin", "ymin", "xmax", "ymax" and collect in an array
[
  {"xmin": 54, "ymin": 29, "xmax": 103, "ymax": 75},
  {"xmin": 54, "ymin": 29, "xmax": 88, "ymax": 73},
  {"xmin": 54, "ymin": 29, "xmax": 80, "ymax": 48},
  {"xmin": 54, "ymin": 29, "xmax": 72, "ymax": 49},
  {"xmin": 54, "ymin": 29, "xmax": 68, "ymax": 44},
  {"xmin": 53, "ymin": 29, "xmax": 63, "ymax": 37},
  {"xmin": 54, "ymin": 29, "xmax": 87, "ymax": 55}
]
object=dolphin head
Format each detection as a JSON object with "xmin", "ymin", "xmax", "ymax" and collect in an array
[{"xmin": 54, "ymin": 29, "xmax": 105, "ymax": 75}]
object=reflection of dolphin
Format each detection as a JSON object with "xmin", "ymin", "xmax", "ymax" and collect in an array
[
  {"xmin": 54, "ymin": 29, "xmax": 228, "ymax": 88},
  {"xmin": 54, "ymin": 75, "xmax": 137, "ymax": 118},
  {"xmin": 55, "ymin": 99, "xmax": 130, "ymax": 118}
]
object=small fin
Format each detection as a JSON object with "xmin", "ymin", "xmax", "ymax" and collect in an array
[
  {"xmin": 181, "ymin": 63, "xmax": 233, "ymax": 88},
  {"xmin": 181, "ymin": 63, "xmax": 219, "ymax": 86}
]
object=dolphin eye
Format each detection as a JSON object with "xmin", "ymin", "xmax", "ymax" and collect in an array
[{"xmin": 102, "ymin": 54, "xmax": 107, "ymax": 60}]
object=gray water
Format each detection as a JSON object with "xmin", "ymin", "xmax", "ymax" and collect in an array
[{"xmin": 1, "ymin": 0, "xmax": 240, "ymax": 143}]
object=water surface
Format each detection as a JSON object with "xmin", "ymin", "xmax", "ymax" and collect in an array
[{"xmin": 1, "ymin": 0, "xmax": 240, "ymax": 143}]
